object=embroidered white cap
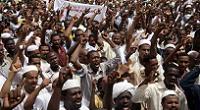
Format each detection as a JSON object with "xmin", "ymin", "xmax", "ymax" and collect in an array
[
  {"xmin": 26, "ymin": 45, "xmax": 39, "ymax": 52},
  {"xmin": 162, "ymin": 90, "xmax": 178, "ymax": 99},
  {"xmin": 1, "ymin": 33, "xmax": 12, "ymax": 39},
  {"xmin": 164, "ymin": 44, "xmax": 176, "ymax": 49},
  {"xmin": 138, "ymin": 39, "xmax": 151, "ymax": 47},
  {"xmin": 62, "ymin": 79, "xmax": 81, "ymax": 91},
  {"xmin": 112, "ymin": 80, "xmax": 135, "ymax": 99}
]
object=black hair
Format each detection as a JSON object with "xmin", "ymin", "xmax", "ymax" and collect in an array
[
  {"xmin": 87, "ymin": 50, "xmax": 98, "ymax": 59},
  {"xmin": 163, "ymin": 63, "xmax": 179, "ymax": 75},
  {"xmin": 177, "ymin": 52, "xmax": 189, "ymax": 58},
  {"xmin": 143, "ymin": 55, "xmax": 157, "ymax": 64},
  {"xmin": 39, "ymin": 44, "xmax": 51, "ymax": 51}
]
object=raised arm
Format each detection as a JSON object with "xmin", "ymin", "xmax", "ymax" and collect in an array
[
  {"xmin": 24, "ymin": 79, "xmax": 50, "ymax": 110},
  {"xmin": 64, "ymin": 16, "xmax": 78, "ymax": 40},
  {"xmin": 180, "ymin": 66, "xmax": 200, "ymax": 89},
  {"xmin": 0, "ymin": 57, "xmax": 22, "ymax": 98},
  {"xmin": 47, "ymin": 67, "xmax": 72, "ymax": 110},
  {"xmin": 150, "ymin": 23, "xmax": 165, "ymax": 57}
]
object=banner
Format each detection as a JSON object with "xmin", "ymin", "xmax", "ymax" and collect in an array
[{"xmin": 54, "ymin": 0, "xmax": 107, "ymax": 22}]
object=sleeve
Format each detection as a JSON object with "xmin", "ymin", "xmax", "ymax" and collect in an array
[
  {"xmin": 32, "ymin": 97, "xmax": 44, "ymax": 110},
  {"xmin": 75, "ymin": 64, "xmax": 87, "ymax": 77},
  {"xmin": 103, "ymin": 47, "xmax": 122, "ymax": 74},
  {"xmin": 179, "ymin": 93, "xmax": 189, "ymax": 110},
  {"xmin": 132, "ymin": 84, "xmax": 152, "ymax": 103},
  {"xmin": 180, "ymin": 66, "xmax": 200, "ymax": 89}
]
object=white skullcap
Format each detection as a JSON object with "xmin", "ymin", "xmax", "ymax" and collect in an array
[
  {"xmin": 112, "ymin": 80, "xmax": 135, "ymax": 99},
  {"xmin": 185, "ymin": 4, "xmax": 192, "ymax": 8},
  {"xmin": 162, "ymin": 90, "xmax": 177, "ymax": 99},
  {"xmin": 62, "ymin": 79, "xmax": 81, "ymax": 91},
  {"xmin": 26, "ymin": 45, "xmax": 39, "ymax": 52},
  {"xmin": 78, "ymin": 25, "xmax": 86, "ymax": 32},
  {"xmin": 187, "ymin": 50, "xmax": 198, "ymax": 55},
  {"xmin": 164, "ymin": 44, "xmax": 176, "ymax": 49},
  {"xmin": 14, "ymin": 65, "xmax": 38, "ymax": 84},
  {"xmin": 1, "ymin": 33, "xmax": 12, "ymax": 39},
  {"xmin": 138, "ymin": 39, "xmax": 151, "ymax": 47}
]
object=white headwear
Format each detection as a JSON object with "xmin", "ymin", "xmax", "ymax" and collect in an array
[
  {"xmin": 62, "ymin": 79, "xmax": 81, "ymax": 91},
  {"xmin": 187, "ymin": 50, "xmax": 198, "ymax": 55},
  {"xmin": 138, "ymin": 39, "xmax": 151, "ymax": 47},
  {"xmin": 1, "ymin": 33, "xmax": 12, "ymax": 39},
  {"xmin": 112, "ymin": 80, "xmax": 135, "ymax": 99},
  {"xmin": 26, "ymin": 45, "xmax": 39, "ymax": 52},
  {"xmin": 14, "ymin": 65, "xmax": 38, "ymax": 84},
  {"xmin": 164, "ymin": 44, "xmax": 176, "ymax": 49},
  {"xmin": 78, "ymin": 25, "xmax": 86, "ymax": 32},
  {"xmin": 162, "ymin": 90, "xmax": 178, "ymax": 99}
]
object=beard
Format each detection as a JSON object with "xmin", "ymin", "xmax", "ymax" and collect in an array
[{"xmin": 64, "ymin": 100, "xmax": 81, "ymax": 110}]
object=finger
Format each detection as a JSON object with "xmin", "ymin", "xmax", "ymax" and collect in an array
[{"xmin": 10, "ymin": 93, "xmax": 25, "ymax": 109}]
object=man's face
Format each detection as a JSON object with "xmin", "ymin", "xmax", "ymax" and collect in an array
[
  {"xmin": 177, "ymin": 56, "xmax": 190, "ymax": 71},
  {"xmin": 0, "ymin": 45, "xmax": 4, "ymax": 60},
  {"xmin": 89, "ymin": 52, "xmax": 101, "ymax": 69},
  {"xmin": 164, "ymin": 68, "xmax": 179, "ymax": 88},
  {"xmin": 149, "ymin": 58, "xmax": 159, "ymax": 71},
  {"xmin": 164, "ymin": 48, "xmax": 175, "ymax": 59},
  {"xmin": 52, "ymin": 35, "xmax": 61, "ymax": 47},
  {"xmin": 48, "ymin": 52, "xmax": 59, "ymax": 66},
  {"xmin": 5, "ymin": 39, "xmax": 15, "ymax": 53},
  {"xmin": 138, "ymin": 44, "xmax": 150, "ymax": 59},
  {"xmin": 64, "ymin": 87, "xmax": 82, "ymax": 108},
  {"xmin": 112, "ymin": 33, "xmax": 122, "ymax": 45},
  {"xmin": 40, "ymin": 46, "xmax": 50, "ymax": 59},
  {"xmin": 162, "ymin": 95, "xmax": 179, "ymax": 110},
  {"xmin": 88, "ymin": 36, "xmax": 96, "ymax": 47},
  {"xmin": 24, "ymin": 71, "xmax": 38, "ymax": 92},
  {"xmin": 30, "ymin": 57, "xmax": 41, "ymax": 69},
  {"xmin": 115, "ymin": 91, "xmax": 132, "ymax": 110}
]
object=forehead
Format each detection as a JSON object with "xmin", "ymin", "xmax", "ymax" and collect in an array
[
  {"xmin": 52, "ymin": 35, "xmax": 60, "ymax": 39},
  {"xmin": 165, "ymin": 68, "xmax": 179, "ymax": 75},
  {"xmin": 178, "ymin": 55, "xmax": 189, "ymax": 60},
  {"xmin": 117, "ymin": 91, "xmax": 132, "ymax": 98},
  {"xmin": 25, "ymin": 71, "xmax": 38, "ymax": 77},
  {"xmin": 164, "ymin": 95, "xmax": 179, "ymax": 101},
  {"xmin": 67, "ymin": 87, "xmax": 81, "ymax": 94},
  {"xmin": 139, "ymin": 44, "xmax": 150, "ymax": 49},
  {"xmin": 40, "ymin": 46, "xmax": 49, "ymax": 50},
  {"xmin": 6, "ymin": 39, "xmax": 14, "ymax": 44},
  {"xmin": 89, "ymin": 51, "xmax": 100, "ymax": 57}
]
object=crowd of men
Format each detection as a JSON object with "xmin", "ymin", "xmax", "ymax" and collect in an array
[{"xmin": 0, "ymin": 0, "xmax": 200, "ymax": 110}]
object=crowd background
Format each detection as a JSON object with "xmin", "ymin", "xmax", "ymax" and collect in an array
[{"xmin": 0, "ymin": 0, "xmax": 200, "ymax": 110}]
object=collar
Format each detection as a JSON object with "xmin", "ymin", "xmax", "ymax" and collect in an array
[
  {"xmin": 87, "ymin": 64, "xmax": 103, "ymax": 75},
  {"xmin": 156, "ymin": 81, "xmax": 180, "ymax": 92}
]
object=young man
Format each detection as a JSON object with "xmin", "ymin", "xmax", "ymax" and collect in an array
[
  {"xmin": 132, "ymin": 63, "xmax": 188, "ymax": 110},
  {"xmin": 161, "ymin": 90, "xmax": 180, "ymax": 110}
]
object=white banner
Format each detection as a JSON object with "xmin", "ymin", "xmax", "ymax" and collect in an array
[{"xmin": 54, "ymin": 0, "xmax": 107, "ymax": 22}]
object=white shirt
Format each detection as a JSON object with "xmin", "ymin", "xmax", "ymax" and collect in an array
[
  {"xmin": 132, "ymin": 81, "xmax": 188, "ymax": 110},
  {"xmin": 13, "ymin": 87, "xmax": 50, "ymax": 110}
]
